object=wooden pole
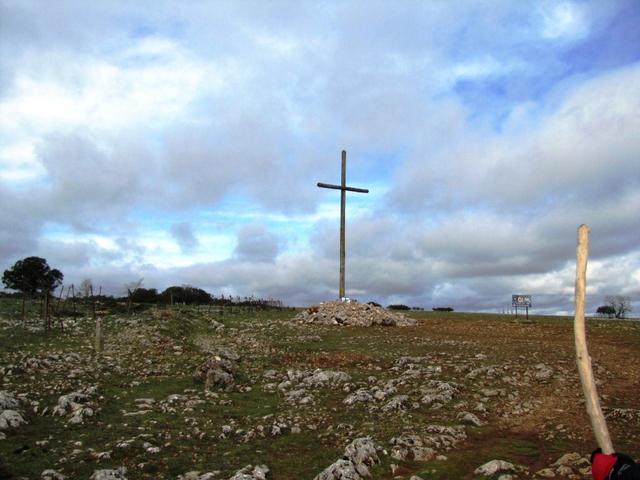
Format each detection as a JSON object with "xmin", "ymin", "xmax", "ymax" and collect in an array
[
  {"xmin": 95, "ymin": 317, "xmax": 104, "ymax": 354},
  {"xmin": 54, "ymin": 285, "xmax": 64, "ymax": 315},
  {"xmin": 90, "ymin": 285, "xmax": 96, "ymax": 321},
  {"xmin": 71, "ymin": 284, "xmax": 77, "ymax": 318},
  {"xmin": 21, "ymin": 291, "xmax": 26, "ymax": 324},
  {"xmin": 574, "ymin": 224, "xmax": 614, "ymax": 454},
  {"xmin": 339, "ymin": 150, "xmax": 346, "ymax": 299},
  {"xmin": 43, "ymin": 292, "xmax": 49, "ymax": 329}
]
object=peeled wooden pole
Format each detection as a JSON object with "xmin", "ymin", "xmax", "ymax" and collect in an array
[{"xmin": 574, "ymin": 224, "xmax": 614, "ymax": 454}]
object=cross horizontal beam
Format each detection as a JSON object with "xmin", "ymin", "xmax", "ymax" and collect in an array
[{"xmin": 317, "ymin": 182, "xmax": 369, "ymax": 193}]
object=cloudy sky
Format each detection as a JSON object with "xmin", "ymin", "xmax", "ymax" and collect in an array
[{"xmin": 1, "ymin": 1, "xmax": 639, "ymax": 314}]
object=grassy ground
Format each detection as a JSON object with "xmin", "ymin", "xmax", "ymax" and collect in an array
[{"xmin": 0, "ymin": 301, "xmax": 638, "ymax": 479}]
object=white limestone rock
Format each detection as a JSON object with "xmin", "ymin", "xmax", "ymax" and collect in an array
[
  {"xmin": 343, "ymin": 389, "xmax": 374, "ymax": 406},
  {"xmin": 474, "ymin": 460, "xmax": 516, "ymax": 476},
  {"xmin": 89, "ymin": 467, "xmax": 128, "ymax": 480},
  {"xmin": 41, "ymin": 469, "xmax": 66, "ymax": 480},
  {"xmin": 228, "ymin": 464, "xmax": 270, "ymax": 480},
  {"xmin": 0, "ymin": 409, "xmax": 26, "ymax": 430},
  {"xmin": 0, "ymin": 391, "xmax": 20, "ymax": 410},
  {"xmin": 314, "ymin": 437, "xmax": 380, "ymax": 480},
  {"xmin": 458, "ymin": 412, "xmax": 482, "ymax": 427}
]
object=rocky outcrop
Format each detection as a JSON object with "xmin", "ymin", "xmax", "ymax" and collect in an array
[
  {"xmin": 0, "ymin": 391, "xmax": 26, "ymax": 431},
  {"xmin": 390, "ymin": 425, "xmax": 467, "ymax": 462},
  {"xmin": 52, "ymin": 388, "xmax": 97, "ymax": 424},
  {"xmin": 314, "ymin": 437, "xmax": 380, "ymax": 480},
  {"xmin": 228, "ymin": 464, "xmax": 270, "ymax": 480},
  {"xmin": 194, "ymin": 350, "xmax": 241, "ymax": 391}
]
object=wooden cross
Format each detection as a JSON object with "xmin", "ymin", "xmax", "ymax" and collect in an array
[{"xmin": 317, "ymin": 150, "xmax": 369, "ymax": 299}]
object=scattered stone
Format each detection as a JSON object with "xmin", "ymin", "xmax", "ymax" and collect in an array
[
  {"xmin": 389, "ymin": 434, "xmax": 435, "ymax": 462},
  {"xmin": 41, "ymin": 469, "xmax": 66, "ymax": 480},
  {"xmin": 272, "ymin": 369, "xmax": 351, "ymax": 406},
  {"xmin": 382, "ymin": 395, "xmax": 410, "ymax": 412},
  {"xmin": 535, "ymin": 467, "xmax": 556, "ymax": 477},
  {"xmin": 607, "ymin": 408, "xmax": 640, "ymax": 424},
  {"xmin": 303, "ymin": 370, "xmax": 351, "ymax": 386},
  {"xmin": 228, "ymin": 464, "xmax": 270, "ymax": 480},
  {"xmin": 0, "ymin": 391, "xmax": 20, "ymax": 410},
  {"xmin": 183, "ymin": 472, "xmax": 219, "ymax": 480},
  {"xmin": 552, "ymin": 453, "xmax": 581, "ymax": 466},
  {"xmin": 420, "ymin": 381, "xmax": 459, "ymax": 407},
  {"xmin": 344, "ymin": 389, "xmax": 374, "ymax": 405},
  {"xmin": 534, "ymin": 364, "xmax": 554, "ymax": 382}
]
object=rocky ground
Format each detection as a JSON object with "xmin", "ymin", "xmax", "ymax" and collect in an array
[{"xmin": 0, "ymin": 302, "xmax": 638, "ymax": 479}]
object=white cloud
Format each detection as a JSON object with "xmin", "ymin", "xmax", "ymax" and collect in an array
[
  {"xmin": 0, "ymin": 141, "xmax": 43, "ymax": 181},
  {"xmin": 540, "ymin": 2, "xmax": 588, "ymax": 40},
  {"xmin": 0, "ymin": 1, "xmax": 638, "ymax": 314}
]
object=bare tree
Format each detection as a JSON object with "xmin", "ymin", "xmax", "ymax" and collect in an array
[
  {"xmin": 125, "ymin": 278, "xmax": 144, "ymax": 315},
  {"xmin": 79, "ymin": 279, "xmax": 93, "ymax": 298},
  {"xmin": 604, "ymin": 295, "xmax": 633, "ymax": 319},
  {"xmin": 79, "ymin": 278, "xmax": 93, "ymax": 317}
]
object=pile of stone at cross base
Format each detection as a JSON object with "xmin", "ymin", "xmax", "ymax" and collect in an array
[{"xmin": 293, "ymin": 300, "xmax": 417, "ymax": 327}]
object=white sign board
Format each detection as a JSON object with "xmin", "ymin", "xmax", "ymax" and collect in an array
[{"xmin": 512, "ymin": 295, "xmax": 532, "ymax": 307}]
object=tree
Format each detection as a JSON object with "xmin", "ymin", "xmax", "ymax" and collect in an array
[
  {"xmin": 596, "ymin": 305, "xmax": 616, "ymax": 318},
  {"xmin": 130, "ymin": 288, "xmax": 159, "ymax": 303},
  {"xmin": 604, "ymin": 295, "xmax": 633, "ymax": 319},
  {"xmin": 2, "ymin": 256, "xmax": 63, "ymax": 320},
  {"xmin": 2, "ymin": 256, "xmax": 63, "ymax": 295},
  {"xmin": 161, "ymin": 285, "xmax": 211, "ymax": 305}
]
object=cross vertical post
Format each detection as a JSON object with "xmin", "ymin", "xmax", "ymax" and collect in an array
[
  {"xmin": 340, "ymin": 150, "xmax": 346, "ymax": 298},
  {"xmin": 317, "ymin": 150, "xmax": 369, "ymax": 299}
]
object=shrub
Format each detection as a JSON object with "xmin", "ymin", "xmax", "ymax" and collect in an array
[{"xmin": 388, "ymin": 304, "xmax": 410, "ymax": 310}]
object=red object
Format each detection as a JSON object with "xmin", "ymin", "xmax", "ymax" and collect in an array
[{"xmin": 592, "ymin": 452, "xmax": 617, "ymax": 480}]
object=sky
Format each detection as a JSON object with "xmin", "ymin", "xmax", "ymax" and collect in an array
[{"xmin": 1, "ymin": 1, "xmax": 639, "ymax": 314}]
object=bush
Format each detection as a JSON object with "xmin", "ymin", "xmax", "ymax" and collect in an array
[
  {"xmin": 388, "ymin": 304, "xmax": 410, "ymax": 310},
  {"xmin": 432, "ymin": 307, "xmax": 454, "ymax": 312},
  {"xmin": 130, "ymin": 288, "xmax": 159, "ymax": 304}
]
